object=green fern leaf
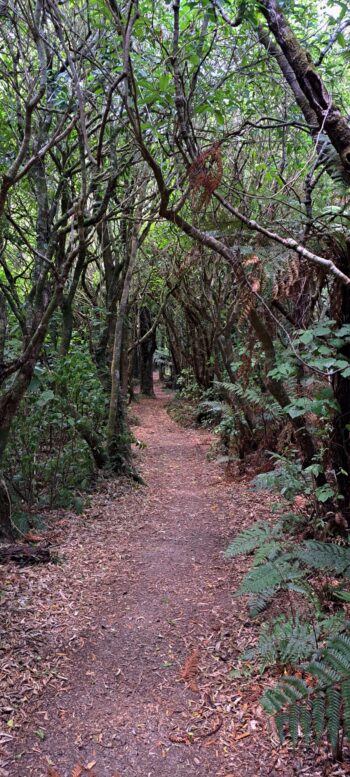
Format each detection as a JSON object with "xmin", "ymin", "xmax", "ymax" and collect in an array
[
  {"xmin": 296, "ymin": 541, "xmax": 350, "ymax": 577},
  {"xmin": 262, "ymin": 632, "xmax": 350, "ymax": 752},
  {"xmin": 253, "ymin": 541, "xmax": 282, "ymax": 565},
  {"xmin": 326, "ymin": 648, "xmax": 350, "ymax": 675},
  {"xmin": 225, "ymin": 522, "xmax": 272, "ymax": 558},
  {"xmin": 237, "ymin": 559, "xmax": 303, "ymax": 596},
  {"xmin": 299, "ymin": 706, "xmax": 312, "ymax": 745},
  {"xmin": 326, "ymin": 687, "xmax": 340, "ymax": 755},
  {"xmin": 275, "ymin": 710, "xmax": 287, "ymax": 743},
  {"xmin": 312, "ymin": 692, "xmax": 325, "ymax": 743},
  {"xmin": 288, "ymin": 703, "xmax": 299, "ymax": 747},
  {"xmin": 308, "ymin": 661, "xmax": 340, "ymax": 686},
  {"xmin": 262, "ymin": 686, "xmax": 293, "ymax": 714},
  {"xmin": 342, "ymin": 679, "xmax": 350, "ymax": 739},
  {"xmin": 248, "ymin": 588, "xmax": 276, "ymax": 618},
  {"xmin": 280, "ymin": 676, "xmax": 309, "ymax": 702},
  {"xmin": 330, "ymin": 634, "xmax": 350, "ymax": 657}
]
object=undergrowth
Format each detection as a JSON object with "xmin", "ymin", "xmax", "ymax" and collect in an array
[{"xmin": 226, "ymin": 509, "xmax": 350, "ymax": 758}]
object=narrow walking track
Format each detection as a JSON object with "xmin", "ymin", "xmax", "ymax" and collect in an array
[{"xmin": 2, "ymin": 384, "xmax": 311, "ymax": 776}]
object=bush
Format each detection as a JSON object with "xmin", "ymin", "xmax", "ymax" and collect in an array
[{"xmin": 4, "ymin": 342, "xmax": 107, "ymax": 524}]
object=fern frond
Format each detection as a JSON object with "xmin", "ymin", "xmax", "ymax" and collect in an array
[
  {"xmin": 326, "ymin": 648, "xmax": 350, "ymax": 675},
  {"xmin": 330, "ymin": 634, "xmax": 350, "ymax": 656},
  {"xmin": 288, "ymin": 703, "xmax": 299, "ymax": 746},
  {"xmin": 248, "ymin": 588, "xmax": 276, "ymax": 618},
  {"xmin": 296, "ymin": 541, "xmax": 350, "ymax": 577},
  {"xmin": 342, "ymin": 679, "xmax": 350, "ymax": 739},
  {"xmin": 280, "ymin": 676, "xmax": 310, "ymax": 702},
  {"xmin": 300, "ymin": 706, "xmax": 312, "ymax": 745},
  {"xmin": 253, "ymin": 541, "xmax": 282, "ymax": 566},
  {"xmin": 236, "ymin": 558, "xmax": 303, "ymax": 596},
  {"xmin": 327, "ymin": 686, "xmax": 341, "ymax": 755},
  {"xmin": 313, "ymin": 692, "xmax": 325, "ymax": 743},
  {"xmin": 263, "ymin": 686, "xmax": 295, "ymax": 714},
  {"xmin": 308, "ymin": 661, "xmax": 340, "ymax": 685},
  {"xmin": 275, "ymin": 710, "xmax": 288, "ymax": 743},
  {"xmin": 225, "ymin": 521, "xmax": 272, "ymax": 558},
  {"xmin": 262, "ymin": 632, "xmax": 350, "ymax": 753}
]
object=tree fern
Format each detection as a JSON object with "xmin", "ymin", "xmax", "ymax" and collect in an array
[{"xmin": 261, "ymin": 633, "xmax": 350, "ymax": 756}]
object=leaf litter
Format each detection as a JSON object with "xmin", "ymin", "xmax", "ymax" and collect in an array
[{"xmin": 1, "ymin": 380, "xmax": 349, "ymax": 776}]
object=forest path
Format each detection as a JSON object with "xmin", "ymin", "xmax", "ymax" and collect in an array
[{"xmin": 4, "ymin": 381, "xmax": 293, "ymax": 777}]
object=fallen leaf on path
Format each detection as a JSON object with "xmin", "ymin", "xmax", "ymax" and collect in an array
[
  {"xmin": 71, "ymin": 766, "xmax": 84, "ymax": 777},
  {"xmin": 23, "ymin": 531, "xmax": 45, "ymax": 543},
  {"xmin": 180, "ymin": 648, "xmax": 200, "ymax": 692},
  {"xmin": 85, "ymin": 761, "xmax": 96, "ymax": 771}
]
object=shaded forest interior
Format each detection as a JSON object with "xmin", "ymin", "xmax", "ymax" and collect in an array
[{"xmin": 2, "ymin": 0, "xmax": 350, "ymax": 772}]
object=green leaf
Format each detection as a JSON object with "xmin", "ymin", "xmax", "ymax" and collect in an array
[
  {"xmin": 315, "ymin": 484, "xmax": 334, "ymax": 503},
  {"xmin": 337, "ymin": 31, "xmax": 347, "ymax": 47},
  {"xmin": 297, "ymin": 331, "xmax": 314, "ymax": 344}
]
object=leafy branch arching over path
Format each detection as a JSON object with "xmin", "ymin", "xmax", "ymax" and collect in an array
[{"xmin": 2, "ymin": 383, "xmax": 327, "ymax": 777}]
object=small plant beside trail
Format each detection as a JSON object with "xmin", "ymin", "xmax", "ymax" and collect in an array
[
  {"xmin": 226, "ymin": 508, "xmax": 350, "ymax": 759},
  {"xmin": 3, "ymin": 343, "xmax": 107, "ymax": 531}
]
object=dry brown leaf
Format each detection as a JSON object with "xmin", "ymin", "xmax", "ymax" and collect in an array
[
  {"xmin": 23, "ymin": 531, "xmax": 45, "ymax": 542},
  {"xmin": 235, "ymin": 732, "xmax": 251, "ymax": 741},
  {"xmin": 180, "ymin": 648, "xmax": 200, "ymax": 692},
  {"xmin": 71, "ymin": 766, "xmax": 84, "ymax": 777},
  {"xmin": 47, "ymin": 769, "xmax": 61, "ymax": 777}
]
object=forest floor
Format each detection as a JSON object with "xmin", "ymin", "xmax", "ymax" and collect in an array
[{"xmin": 0, "ymin": 381, "xmax": 348, "ymax": 777}]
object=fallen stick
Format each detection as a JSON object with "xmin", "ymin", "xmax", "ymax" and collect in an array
[{"xmin": 0, "ymin": 543, "xmax": 51, "ymax": 564}]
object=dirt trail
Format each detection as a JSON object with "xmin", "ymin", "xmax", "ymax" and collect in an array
[{"xmin": 2, "ymin": 383, "xmax": 303, "ymax": 776}]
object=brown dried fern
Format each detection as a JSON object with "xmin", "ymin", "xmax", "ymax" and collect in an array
[
  {"xmin": 237, "ymin": 254, "xmax": 263, "ymax": 328},
  {"xmin": 71, "ymin": 766, "xmax": 84, "ymax": 777},
  {"xmin": 181, "ymin": 648, "xmax": 200, "ymax": 692},
  {"xmin": 188, "ymin": 143, "xmax": 222, "ymax": 211}
]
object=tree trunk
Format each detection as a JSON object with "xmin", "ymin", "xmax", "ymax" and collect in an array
[
  {"xmin": 0, "ymin": 478, "xmax": 14, "ymax": 541},
  {"xmin": 107, "ymin": 175, "xmax": 147, "ymax": 477},
  {"xmin": 331, "ymin": 244, "xmax": 350, "ymax": 520},
  {"xmin": 139, "ymin": 306, "xmax": 156, "ymax": 396},
  {"xmin": 258, "ymin": 0, "xmax": 350, "ymax": 180}
]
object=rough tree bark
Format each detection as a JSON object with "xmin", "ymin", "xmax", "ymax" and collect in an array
[
  {"xmin": 331, "ymin": 241, "xmax": 350, "ymax": 520},
  {"xmin": 139, "ymin": 306, "xmax": 156, "ymax": 396},
  {"xmin": 107, "ymin": 174, "xmax": 147, "ymax": 477}
]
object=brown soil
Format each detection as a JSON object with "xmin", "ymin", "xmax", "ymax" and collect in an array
[{"xmin": 0, "ymin": 383, "xmax": 347, "ymax": 776}]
